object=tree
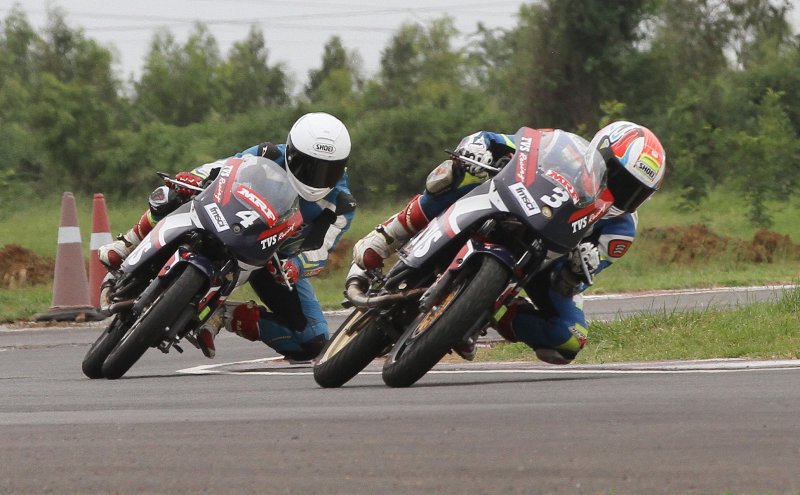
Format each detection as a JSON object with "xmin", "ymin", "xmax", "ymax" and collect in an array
[
  {"xmin": 217, "ymin": 26, "xmax": 290, "ymax": 113},
  {"xmin": 135, "ymin": 23, "xmax": 221, "ymax": 126},
  {"xmin": 500, "ymin": 0, "xmax": 651, "ymax": 130},
  {"xmin": 730, "ymin": 89, "xmax": 800, "ymax": 226},
  {"xmin": 367, "ymin": 18, "xmax": 467, "ymax": 110},
  {"xmin": 305, "ymin": 36, "xmax": 362, "ymax": 102}
]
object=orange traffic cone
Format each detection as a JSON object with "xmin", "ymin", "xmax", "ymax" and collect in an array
[
  {"xmin": 89, "ymin": 193, "xmax": 113, "ymax": 307},
  {"xmin": 35, "ymin": 192, "xmax": 103, "ymax": 322}
]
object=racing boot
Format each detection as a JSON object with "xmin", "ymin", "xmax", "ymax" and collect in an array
[
  {"xmin": 196, "ymin": 305, "xmax": 229, "ymax": 359},
  {"xmin": 228, "ymin": 301, "xmax": 263, "ymax": 342},
  {"xmin": 453, "ymin": 336, "xmax": 477, "ymax": 361},
  {"xmin": 494, "ymin": 297, "xmax": 539, "ymax": 343},
  {"xmin": 98, "ymin": 210, "xmax": 156, "ymax": 270},
  {"xmin": 352, "ymin": 194, "xmax": 430, "ymax": 270}
]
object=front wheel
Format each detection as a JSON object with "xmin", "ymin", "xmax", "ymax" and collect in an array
[
  {"xmin": 81, "ymin": 315, "xmax": 128, "ymax": 379},
  {"xmin": 313, "ymin": 308, "xmax": 389, "ymax": 388},
  {"xmin": 382, "ymin": 255, "xmax": 509, "ymax": 388},
  {"xmin": 101, "ymin": 265, "xmax": 206, "ymax": 379}
]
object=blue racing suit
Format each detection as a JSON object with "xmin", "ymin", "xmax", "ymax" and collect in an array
[{"xmin": 417, "ymin": 130, "xmax": 638, "ymax": 364}]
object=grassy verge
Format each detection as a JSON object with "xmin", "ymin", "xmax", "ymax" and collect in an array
[
  {"xmin": 2, "ymin": 188, "xmax": 800, "ymax": 320},
  {"xmin": 477, "ymin": 288, "xmax": 800, "ymax": 363}
]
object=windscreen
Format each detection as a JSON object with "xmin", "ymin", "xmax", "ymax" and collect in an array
[
  {"xmin": 231, "ymin": 156, "xmax": 298, "ymax": 218},
  {"xmin": 537, "ymin": 130, "xmax": 607, "ymax": 208}
]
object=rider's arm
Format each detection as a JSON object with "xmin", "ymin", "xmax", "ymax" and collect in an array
[
  {"xmin": 293, "ymin": 208, "xmax": 354, "ymax": 278},
  {"xmin": 456, "ymin": 131, "xmax": 517, "ymax": 162},
  {"xmin": 591, "ymin": 212, "xmax": 638, "ymax": 277},
  {"xmin": 292, "ymin": 175, "xmax": 357, "ymax": 279},
  {"xmin": 235, "ymin": 142, "xmax": 286, "ymax": 164}
]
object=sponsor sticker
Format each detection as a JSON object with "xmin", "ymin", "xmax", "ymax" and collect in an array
[
  {"xmin": 545, "ymin": 170, "xmax": 578, "ymax": 202},
  {"xmin": 313, "ymin": 142, "xmax": 336, "ymax": 154},
  {"xmin": 234, "ymin": 185, "xmax": 278, "ymax": 226},
  {"xmin": 508, "ymin": 183, "xmax": 541, "ymax": 216},
  {"xmin": 204, "ymin": 203, "xmax": 230, "ymax": 232},
  {"xmin": 607, "ymin": 239, "xmax": 632, "ymax": 258}
]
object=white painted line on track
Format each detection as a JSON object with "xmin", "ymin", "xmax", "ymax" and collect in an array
[
  {"xmin": 583, "ymin": 284, "xmax": 797, "ymax": 301},
  {"xmin": 177, "ymin": 358, "xmax": 800, "ymax": 376}
]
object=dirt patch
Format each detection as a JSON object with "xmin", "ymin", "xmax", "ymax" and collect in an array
[
  {"xmin": 0, "ymin": 244, "xmax": 55, "ymax": 288},
  {"xmin": 641, "ymin": 224, "xmax": 800, "ymax": 264}
]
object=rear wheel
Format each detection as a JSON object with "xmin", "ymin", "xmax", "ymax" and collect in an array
[
  {"xmin": 101, "ymin": 265, "xmax": 206, "ymax": 379},
  {"xmin": 382, "ymin": 255, "xmax": 509, "ymax": 388},
  {"xmin": 81, "ymin": 315, "xmax": 128, "ymax": 379},
  {"xmin": 313, "ymin": 308, "xmax": 390, "ymax": 388}
]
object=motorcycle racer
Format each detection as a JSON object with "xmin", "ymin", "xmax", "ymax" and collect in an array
[
  {"xmin": 352, "ymin": 121, "xmax": 666, "ymax": 364},
  {"xmin": 99, "ymin": 112, "xmax": 356, "ymax": 362}
]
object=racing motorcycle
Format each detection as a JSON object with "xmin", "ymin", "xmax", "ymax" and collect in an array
[
  {"xmin": 82, "ymin": 155, "xmax": 303, "ymax": 380},
  {"xmin": 313, "ymin": 127, "xmax": 610, "ymax": 388}
]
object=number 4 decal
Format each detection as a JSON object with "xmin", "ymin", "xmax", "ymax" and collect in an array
[{"xmin": 236, "ymin": 210, "xmax": 261, "ymax": 228}]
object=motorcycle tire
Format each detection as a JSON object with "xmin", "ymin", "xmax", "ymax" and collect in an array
[
  {"xmin": 101, "ymin": 265, "xmax": 206, "ymax": 380},
  {"xmin": 313, "ymin": 308, "xmax": 389, "ymax": 388},
  {"xmin": 81, "ymin": 314, "xmax": 128, "ymax": 379},
  {"xmin": 382, "ymin": 255, "xmax": 509, "ymax": 388}
]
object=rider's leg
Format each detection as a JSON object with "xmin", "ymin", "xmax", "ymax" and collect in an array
[
  {"xmin": 98, "ymin": 186, "xmax": 183, "ymax": 269},
  {"xmin": 496, "ymin": 289, "xmax": 588, "ymax": 365}
]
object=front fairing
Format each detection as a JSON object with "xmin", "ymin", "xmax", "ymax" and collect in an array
[
  {"xmin": 122, "ymin": 202, "xmax": 198, "ymax": 272},
  {"xmin": 194, "ymin": 155, "xmax": 301, "ymax": 266},
  {"xmin": 400, "ymin": 127, "xmax": 609, "ymax": 270},
  {"xmin": 493, "ymin": 127, "xmax": 609, "ymax": 252}
]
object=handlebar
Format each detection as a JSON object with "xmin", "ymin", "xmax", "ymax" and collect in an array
[
  {"xmin": 445, "ymin": 149, "xmax": 502, "ymax": 175},
  {"xmin": 156, "ymin": 172, "xmax": 205, "ymax": 192}
]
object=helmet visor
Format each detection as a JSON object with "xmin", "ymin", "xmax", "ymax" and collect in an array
[
  {"xmin": 286, "ymin": 144, "xmax": 348, "ymax": 189},
  {"xmin": 608, "ymin": 164, "xmax": 656, "ymax": 212}
]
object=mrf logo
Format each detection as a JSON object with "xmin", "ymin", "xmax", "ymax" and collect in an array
[{"xmin": 234, "ymin": 185, "xmax": 278, "ymax": 226}]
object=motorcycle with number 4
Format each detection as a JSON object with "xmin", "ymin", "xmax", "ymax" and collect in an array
[
  {"xmin": 82, "ymin": 155, "xmax": 303, "ymax": 379},
  {"xmin": 313, "ymin": 127, "xmax": 610, "ymax": 388}
]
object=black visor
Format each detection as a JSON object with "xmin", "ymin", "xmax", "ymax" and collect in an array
[
  {"xmin": 286, "ymin": 141, "xmax": 348, "ymax": 189},
  {"xmin": 607, "ymin": 163, "xmax": 656, "ymax": 213}
]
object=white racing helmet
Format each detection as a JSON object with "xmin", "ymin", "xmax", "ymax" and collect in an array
[{"xmin": 285, "ymin": 112, "xmax": 351, "ymax": 202}]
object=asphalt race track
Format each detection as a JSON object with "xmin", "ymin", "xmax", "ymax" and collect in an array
[{"xmin": 0, "ymin": 286, "xmax": 798, "ymax": 494}]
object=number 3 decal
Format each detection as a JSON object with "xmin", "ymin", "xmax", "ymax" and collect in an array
[{"xmin": 540, "ymin": 187, "xmax": 570, "ymax": 208}]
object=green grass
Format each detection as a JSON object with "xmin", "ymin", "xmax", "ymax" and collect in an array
[
  {"xmin": 2, "ymin": 188, "xmax": 799, "ymax": 322},
  {"xmin": 0, "ymin": 286, "xmax": 53, "ymax": 322},
  {"xmin": 479, "ymin": 288, "xmax": 800, "ymax": 363}
]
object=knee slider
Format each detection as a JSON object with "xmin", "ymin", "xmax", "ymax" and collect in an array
[
  {"xmin": 148, "ymin": 185, "xmax": 184, "ymax": 218},
  {"xmin": 425, "ymin": 160, "xmax": 460, "ymax": 194},
  {"xmin": 285, "ymin": 334, "xmax": 327, "ymax": 361}
]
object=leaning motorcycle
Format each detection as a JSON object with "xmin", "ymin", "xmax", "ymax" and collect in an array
[
  {"xmin": 313, "ymin": 127, "xmax": 609, "ymax": 388},
  {"xmin": 82, "ymin": 155, "xmax": 302, "ymax": 379}
]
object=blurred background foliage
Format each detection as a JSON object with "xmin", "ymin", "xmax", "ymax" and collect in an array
[{"xmin": 1, "ymin": 0, "xmax": 799, "ymax": 226}]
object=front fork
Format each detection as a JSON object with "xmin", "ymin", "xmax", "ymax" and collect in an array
[
  {"xmin": 418, "ymin": 237, "xmax": 544, "ymax": 333},
  {"xmin": 151, "ymin": 247, "xmax": 240, "ymax": 353}
]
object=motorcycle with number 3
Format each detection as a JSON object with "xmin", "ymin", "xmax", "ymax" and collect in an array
[
  {"xmin": 82, "ymin": 155, "xmax": 302, "ymax": 379},
  {"xmin": 313, "ymin": 127, "xmax": 609, "ymax": 388}
]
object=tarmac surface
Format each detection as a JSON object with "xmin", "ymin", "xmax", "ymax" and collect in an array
[{"xmin": 0, "ymin": 286, "xmax": 798, "ymax": 494}]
